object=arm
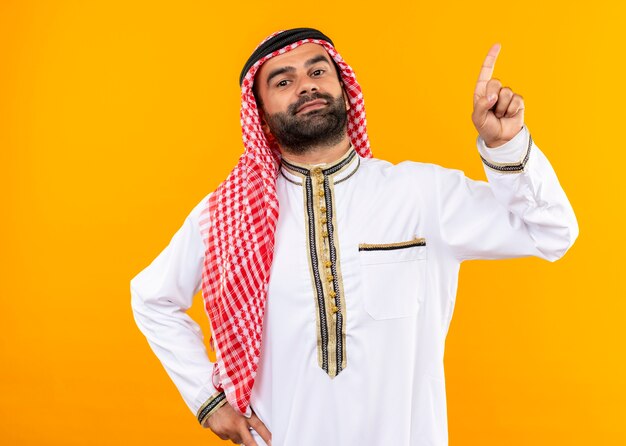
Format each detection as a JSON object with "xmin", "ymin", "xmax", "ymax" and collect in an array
[
  {"xmin": 129, "ymin": 193, "xmax": 227, "ymax": 422},
  {"xmin": 435, "ymin": 125, "xmax": 578, "ymax": 261},
  {"xmin": 433, "ymin": 43, "xmax": 578, "ymax": 261},
  {"xmin": 129, "ymin": 194, "xmax": 272, "ymax": 445}
]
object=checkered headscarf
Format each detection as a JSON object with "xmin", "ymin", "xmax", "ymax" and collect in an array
[{"xmin": 198, "ymin": 28, "xmax": 372, "ymax": 416}]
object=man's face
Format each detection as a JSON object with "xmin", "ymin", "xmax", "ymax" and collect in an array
[{"xmin": 254, "ymin": 43, "xmax": 350, "ymax": 154}]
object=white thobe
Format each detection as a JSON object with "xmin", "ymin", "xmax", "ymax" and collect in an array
[{"xmin": 130, "ymin": 125, "xmax": 578, "ymax": 446}]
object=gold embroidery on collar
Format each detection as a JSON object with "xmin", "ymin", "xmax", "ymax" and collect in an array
[
  {"xmin": 280, "ymin": 156, "xmax": 361, "ymax": 186},
  {"xmin": 280, "ymin": 145, "xmax": 358, "ymax": 182}
]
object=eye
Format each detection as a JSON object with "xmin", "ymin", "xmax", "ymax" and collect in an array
[
  {"xmin": 276, "ymin": 79, "xmax": 290, "ymax": 88},
  {"xmin": 311, "ymin": 69, "xmax": 325, "ymax": 77}
]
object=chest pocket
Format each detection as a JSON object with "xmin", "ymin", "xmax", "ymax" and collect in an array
[{"xmin": 358, "ymin": 237, "xmax": 427, "ymax": 320}]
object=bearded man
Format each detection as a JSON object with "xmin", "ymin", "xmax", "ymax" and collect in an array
[{"xmin": 131, "ymin": 28, "xmax": 578, "ymax": 446}]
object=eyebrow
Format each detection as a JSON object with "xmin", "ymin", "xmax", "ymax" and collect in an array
[{"xmin": 265, "ymin": 55, "xmax": 332, "ymax": 86}]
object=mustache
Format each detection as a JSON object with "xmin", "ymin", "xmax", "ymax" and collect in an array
[{"xmin": 288, "ymin": 92, "xmax": 335, "ymax": 115}]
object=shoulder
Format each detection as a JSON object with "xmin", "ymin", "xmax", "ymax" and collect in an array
[
  {"xmin": 186, "ymin": 191, "xmax": 214, "ymax": 230},
  {"xmin": 359, "ymin": 154, "xmax": 461, "ymax": 185}
]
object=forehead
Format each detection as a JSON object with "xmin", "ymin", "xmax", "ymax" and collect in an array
[{"xmin": 255, "ymin": 43, "xmax": 332, "ymax": 83}]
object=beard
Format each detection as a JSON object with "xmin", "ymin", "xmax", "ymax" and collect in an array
[{"xmin": 262, "ymin": 91, "xmax": 348, "ymax": 155}]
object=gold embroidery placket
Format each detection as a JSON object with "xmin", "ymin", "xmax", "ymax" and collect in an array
[
  {"xmin": 284, "ymin": 149, "xmax": 356, "ymax": 379},
  {"xmin": 305, "ymin": 167, "xmax": 347, "ymax": 377}
]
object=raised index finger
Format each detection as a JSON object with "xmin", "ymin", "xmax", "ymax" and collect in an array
[{"xmin": 474, "ymin": 43, "xmax": 501, "ymax": 101}]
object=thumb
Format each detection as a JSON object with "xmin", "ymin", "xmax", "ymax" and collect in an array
[{"xmin": 473, "ymin": 93, "xmax": 497, "ymax": 127}]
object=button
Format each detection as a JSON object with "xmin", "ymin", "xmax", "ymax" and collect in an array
[
  {"xmin": 320, "ymin": 206, "xmax": 326, "ymax": 212},
  {"xmin": 311, "ymin": 167, "xmax": 322, "ymax": 175},
  {"xmin": 331, "ymin": 305, "xmax": 339, "ymax": 314},
  {"xmin": 326, "ymin": 275, "xmax": 334, "ymax": 282},
  {"xmin": 321, "ymin": 216, "xmax": 327, "ymax": 224},
  {"xmin": 324, "ymin": 260, "xmax": 332, "ymax": 267},
  {"xmin": 329, "ymin": 290, "xmax": 337, "ymax": 298}
]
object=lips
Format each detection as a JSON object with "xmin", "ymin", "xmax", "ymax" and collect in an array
[{"xmin": 296, "ymin": 99, "xmax": 327, "ymax": 114}]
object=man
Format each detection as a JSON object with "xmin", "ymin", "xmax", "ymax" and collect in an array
[{"xmin": 130, "ymin": 28, "xmax": 578, "ymax": 446}]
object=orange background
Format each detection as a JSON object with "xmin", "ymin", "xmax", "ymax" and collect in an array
[{"xmin": 2, "ymin": 1, "xmax": 625, "ymax": 445}]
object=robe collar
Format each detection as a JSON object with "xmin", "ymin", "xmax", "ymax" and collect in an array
[{"xmin": 279, "ymin": 145, "xmax": 360, "ymax": 186}]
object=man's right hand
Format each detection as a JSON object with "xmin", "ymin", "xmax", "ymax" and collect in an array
[{"xmin": 203, "ymin": 403, "xmax": 272, "ymax": 446}]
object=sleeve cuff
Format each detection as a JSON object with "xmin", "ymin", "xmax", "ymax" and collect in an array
[
  {"xmin": 477, "ymin": 125, "xmax": 532, "ymax": 173},
  {"xmin": 196, "ymin": 390, "xmax": 228, "ymax": 427}
]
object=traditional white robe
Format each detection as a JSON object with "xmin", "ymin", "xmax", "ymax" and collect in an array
[{"xmin": 130, "ymin": 125, "xmax": 578, "ymax": 446}]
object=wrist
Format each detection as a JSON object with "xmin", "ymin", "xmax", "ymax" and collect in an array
[
  {"xmin": 483, "ymin": 137, "xmax": 514, "ymax": 149},
  {"xmin": 477, "ymin": 125, "xmax": 532, "ymax": 174},
  {"xmin": 482, "ymin": 125, "xmax": 525, "ymax": 149},
  {"xmin": 197, "ymin": 390, "xmax": 228, "ymax": 427},
  {"xmin": 484, "ymin": 137, "xmax": 511, "ymax": 149}
]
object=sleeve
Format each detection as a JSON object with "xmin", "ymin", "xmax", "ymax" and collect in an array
[
  {"xmin": 130, "ymin": 192, "xmax": 227, "ymax": 425},
  {"xmin": 435, "ymin": 124, "xmax": 579, "ymax": 262}
]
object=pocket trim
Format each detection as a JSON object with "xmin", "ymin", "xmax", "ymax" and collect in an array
[{"xmin": 358, "ymin": 237, "xmax": 426, "ymax": 252}]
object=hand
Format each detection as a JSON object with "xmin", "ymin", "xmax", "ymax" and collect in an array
[
  {"xmin": 204, "ymin": 403, "xmax": 272, "ymax": 446},
  {"xmin": 471, "ymin": 43, "xmax": 525, "ymax": 148}
]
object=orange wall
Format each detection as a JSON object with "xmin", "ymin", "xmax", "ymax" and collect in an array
[{"xmin": 1, "ymin": 1, "xmax": 624, "ymax": 445}]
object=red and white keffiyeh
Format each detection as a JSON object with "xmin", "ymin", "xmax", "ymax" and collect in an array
[{"xmin": 198, "ymin": 30, "xmax": 372, "ymax": 416}]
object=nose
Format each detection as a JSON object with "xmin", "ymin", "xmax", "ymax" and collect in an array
[{"xmin": 298, "ymin": 77, "xmax": 319, "ymax": 96}]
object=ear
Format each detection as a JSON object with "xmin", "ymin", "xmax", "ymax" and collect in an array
[
  {"xmin": 342, "ymin": 87, "xmax": 351, "ymax": 112},
  {"xmin": 257, "ymin": 108, "xmax": 273, "ymax": 138}
]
